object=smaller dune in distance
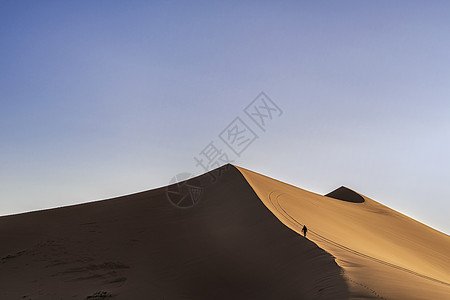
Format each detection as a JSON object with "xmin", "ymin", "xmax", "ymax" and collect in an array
[{"xmin": 0, "ymin": 164, "xmax": 449, "ymax": 299}]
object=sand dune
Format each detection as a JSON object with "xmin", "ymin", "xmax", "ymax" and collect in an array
[
  {"xmin": 0, "ymin": 165, "xmax": 347, "ymax": 299},
  {"xmin": 236, "ymin": 166, "xmax": 450, "ymax": 300},
  {"xmin": 1, "ymin": 164, "xmax": 449, "ymax": 299},
  {"xmin": 325, "ymin": 186, "xmax": 365, "ymax": 203}
]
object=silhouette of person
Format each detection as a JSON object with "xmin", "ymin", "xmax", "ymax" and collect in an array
[{"xmin": 302, "ymin": 225, "xmax": 308, "ymax": 237}]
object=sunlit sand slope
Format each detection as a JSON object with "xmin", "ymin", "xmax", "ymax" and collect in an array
[
  {"xmin": 236, "ymin": 166, "xmax": 450, "ymax": 300},
  {"xmin": 0, "ymin": 166, "xmax": 348, "ymax": 299}
]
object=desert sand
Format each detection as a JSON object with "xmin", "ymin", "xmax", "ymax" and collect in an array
[
  {"xmin": 0, "ymin": 164, "xmax": 449, "ymax": 299},
  {"xmin": 236, "ymin": 166, "xmax": 450, "ymax": 299}
]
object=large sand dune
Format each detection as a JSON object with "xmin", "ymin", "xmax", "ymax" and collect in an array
[
  {"xmin": 236, "ymin": 166, "xmax": 450, "ymax": 299},
  {"xmin": 1, "ymin": 164, "xmax": 449, "ymax": 299},
  {"xmin": 0, "ymin": 165, "xmax": 347, "ymax": 299}
]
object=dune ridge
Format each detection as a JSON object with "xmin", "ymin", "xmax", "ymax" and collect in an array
[
  {"xmin": 0, "ymin": 165, "xmax": 348, "ymax": 299},
  {"xmin": 236, "ymin": 165, "xmax": 450, "ymax": 300},
  {"xmin": 2, "ymin": 164, "xmax": 449, "ymax": 299},
  {"xmin": 325, "ymin": 186, "xmax": 365, "ymax": 203}
]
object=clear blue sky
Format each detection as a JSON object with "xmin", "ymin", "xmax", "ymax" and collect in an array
[{"xmin": 1, "ymin": 1, "xmax": 449, "ymax": 233}]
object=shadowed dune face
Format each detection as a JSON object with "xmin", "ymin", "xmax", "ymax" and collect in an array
[
  {"xmin": 3, "ymin": 165, "xmax": 449, "ymax": 300},
  {"xmin": 325, "ymin": 186, "xmax": 365, "ymax": 203},
  {"xmin": 236, "ymin": 166, "xmax": 450, "ymax": 300},
  {"xmin": 0, "ymin": 165, "xmax": 348, "ymax": 299}
]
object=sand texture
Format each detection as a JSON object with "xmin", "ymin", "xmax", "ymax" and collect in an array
[
  {"xmin": 237, "ymin": 166, "xmax": 450, "ymax": 300},
  {"xmin": 0, "ymin": 165, "xmax": 348, "ymax": 299}
]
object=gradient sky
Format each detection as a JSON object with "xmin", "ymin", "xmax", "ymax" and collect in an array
[{"xmin": 1, "ymin": 1, "xmax": 449, "ymax": 234}]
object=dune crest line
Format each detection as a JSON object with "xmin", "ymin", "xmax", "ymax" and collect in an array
[{"xmin": 268, "ymin": 190, "xmax": 450, "ymax": 288}]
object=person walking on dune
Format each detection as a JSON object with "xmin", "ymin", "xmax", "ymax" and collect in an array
[{"xmin": 302, "ymin": 225, "xmax": 308, "ymax": 238}]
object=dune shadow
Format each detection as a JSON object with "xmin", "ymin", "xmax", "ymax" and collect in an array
[{"xmin": 325, "ymin": 186, "xmax": 365, "ymax": 203}]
